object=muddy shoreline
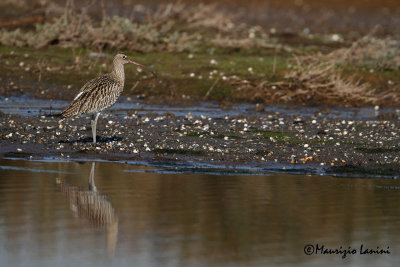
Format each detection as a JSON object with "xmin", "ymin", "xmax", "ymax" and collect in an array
[{"xmin": 1, "ymin": 98, "xmax": 399, "ymax": 177}]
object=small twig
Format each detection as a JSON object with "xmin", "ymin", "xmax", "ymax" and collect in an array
[
  {"xmin": 37, "ymin": 58, "xmax": 45, "ymax": 82},
  {"xmin": 74, "ymin": 49, "xmax": 83, "ymax": 71},
  {"xmin": 204, "ymin": 78, "xmax": 219, "ymax": 100},
  {"xmin": 129, "ymin": 81, "xmax": 140, "ymax": 92},
  {"xmin": 272, "ymin": 47, "xmax": 277, "ymax": 75}
]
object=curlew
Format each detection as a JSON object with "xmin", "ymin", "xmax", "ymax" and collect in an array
[{"xmin": 60, "ymin": 53, "xmax": 156, "ymax": 143}]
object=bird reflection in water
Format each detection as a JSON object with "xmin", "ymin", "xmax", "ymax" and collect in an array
[{"xmin": 56, "ymin": 162, "xmax": 118, "ymax": 257}]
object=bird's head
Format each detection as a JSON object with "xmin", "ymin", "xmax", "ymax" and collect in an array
[{"xmin": 114, "ymin": 53, "xmax": 157, "ymax": 78}]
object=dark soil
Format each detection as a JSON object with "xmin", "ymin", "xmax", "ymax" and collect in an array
[{"xmin": 1, "ymin": 105, "xmax": 400, "ymax": 177}]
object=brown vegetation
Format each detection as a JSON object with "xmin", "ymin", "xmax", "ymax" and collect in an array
[
  {"xmin": 0, "ymin": 1, "xmax": 399, "ymax": 106},
  {"xmin": 231, "ymin": 28, "xmax": 400, "ymax": 106},
  {"xmin": 0, "ymin": 1, "xmax": 269, "ymax": 52}
]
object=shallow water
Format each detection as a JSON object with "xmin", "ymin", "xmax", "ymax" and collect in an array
[
  {"xmin": 1, "ymin": 159, "xmax": 400, "ymax": 266},
  {"xmin": 0, "ymin": 95, "xmax": 398, "ymax": 120}
]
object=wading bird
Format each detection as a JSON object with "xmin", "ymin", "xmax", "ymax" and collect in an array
[{"xmin": 60, "ymin": 53, "xmax": 156, "ymax": 143}]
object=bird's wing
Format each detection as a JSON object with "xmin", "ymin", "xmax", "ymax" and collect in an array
[{"xmin": 61, "ymin": 74, "xmax": 122, "ymax": 118}]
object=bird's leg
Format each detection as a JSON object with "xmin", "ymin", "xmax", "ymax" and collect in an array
[
  {"xmin": 91, "ymin": 112, "xmax": 100, "ymax": 144},
  {"xmin": 88, "ymin": 162, "xmax": 97, "ymax": 192}
]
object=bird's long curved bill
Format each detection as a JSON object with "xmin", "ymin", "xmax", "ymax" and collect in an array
[{"xmin": 128, "ymin": 59, "xmax": 157, "ymax": 78}]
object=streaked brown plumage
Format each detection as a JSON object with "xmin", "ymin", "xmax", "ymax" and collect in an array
[
  {"xmin": 61, "ymin": 74, "xmax": 123, "ymax": 118},
  {"xmin": 61, "ymin": 53, "xmax": 155, "ymax": 143}
]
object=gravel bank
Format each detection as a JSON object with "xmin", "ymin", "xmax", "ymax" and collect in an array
[{"xmin": 1, "ymin": 104, "xmax": 400, "ymax": 177}]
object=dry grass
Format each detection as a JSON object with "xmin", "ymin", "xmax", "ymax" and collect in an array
[
  {"xmin": 0, "ymin": 3, "xmax": 196, "ymax": 51},
  {"xmin": 150, "ymin": 2, "xmax": 242, "ymax": 33},
  {"xmin": 299, "ymin": 27, "xmax": 400, "ymax": 71},
  {"xmin": 1, "ymin": 2, "xmax": 399, "ymax": 107},
  {"xmin": 274, "ymin": 61, "xmax": 377, "ymax": 106},
  {"xmin": 326, "ymin": 35, "xmax": 400, "ymax": 71},
  {"xmin": 0, "ymin": 1, "xmax": 272, "ymax": 52},
  {"xmin": 235, "ymin": 28, "xmax": 400, "ymax": 106}
]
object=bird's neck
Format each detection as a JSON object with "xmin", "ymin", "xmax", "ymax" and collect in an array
[{"xmin": 111, "ymin": 61, "xmax": 125, "ymax": 85}]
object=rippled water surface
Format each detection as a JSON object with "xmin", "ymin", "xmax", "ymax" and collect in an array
[
  {"xmin": 1, "ymin": 159, "xmax": 400, "ymax": 267},
  {"xmin": 1, "ymin": 95, "xmax": 397, "ymax": 120}
]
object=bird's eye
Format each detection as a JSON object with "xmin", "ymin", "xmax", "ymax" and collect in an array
[{"xmin": 122, "ymin": 55, "xmax": 127, "ymax": 59}]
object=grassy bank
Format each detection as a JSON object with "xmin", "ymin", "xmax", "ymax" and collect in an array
[{"xmin": 0, "ymin": 1, "xmax": 399, "ymax": 106}]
